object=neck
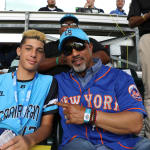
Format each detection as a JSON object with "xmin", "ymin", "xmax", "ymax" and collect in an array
[
  {"xmin": 77, "ymin": 71, "xmax": 86, "ymax": 78},
  {"xmin": 118, "ymin": 7, "xmax": 123, "ymax": 11},
  {"xmin": 16, "ymin": 67, "xmax": 36, "ymax": 81}
]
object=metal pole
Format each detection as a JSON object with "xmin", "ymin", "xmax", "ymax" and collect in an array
[
  {"xmin": 24, "ymin": 11, "xmax": 30, "ymax": 31},
  {"xmin": 135, "ymin": 27, "xmax": 140, "ymax": 70}
]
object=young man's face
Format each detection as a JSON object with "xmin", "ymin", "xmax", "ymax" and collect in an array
[
  {"xmin": 116, "ymin": 0, "xmax": 125, "ymax": 9},
  {"xmin": 62, "ymin": 38, "xmax": 93, "ymax": 73},
  {"xmin": 17, "ymin": 38, "xmax": 45, "ymax": 72}
]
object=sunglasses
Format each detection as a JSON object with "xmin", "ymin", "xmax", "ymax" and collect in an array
[
  {"xmin": 61, "ymin": 23, "xmax": 78, "ymax": 27},
  {"xmin": 62, "ymin": 42, "xmax": 86, "ymax": 56}
]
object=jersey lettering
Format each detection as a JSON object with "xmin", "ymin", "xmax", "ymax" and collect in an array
[
  {"xmin": 84, "ymin": 94, "xmax": 92, "ymax": 107},
  {"xmin": 69, "ymin": 95, "xmax": 81, "ymax": 104},
  {"xmin": 103, "ymin": 95, "xmax": 113, "ymax": 110},
  {"xmin": 0, "ymin": 105, "xmax": 40, "ymax": 121},
  {"xmin": 93, "ymin": 95, "xmax": 102, "ymax": 109}
]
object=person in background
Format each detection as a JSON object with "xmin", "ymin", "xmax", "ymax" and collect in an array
[
  {"xmin": 55, "ymin": 27, "xmax": 150, "ymax": 150},
  {"xmin": 110, "ymin": 0, "xmax": 126, "ymax": 15},
  {"xmin": 38, "ymin": 0, "xmax": 63, "ymax": 12},
  {"xmin": 84, "ymin": 0, "xmax": 104, "ymax": 13},
  {"xmin": 127, "ymin": 0, "xmax": 150, "ymax": 139},
  {"xmin": 38, "ymin": 14, "xmax": 109, "ymax": 75},
  {"xmin": 0, "ymin": 44, "xmax": 17, "ymax": 68},
  {"xmin": 0, "ymin": 29, "xmax": 58, "ymax": 150}
]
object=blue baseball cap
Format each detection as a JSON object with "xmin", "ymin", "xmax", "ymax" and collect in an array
[
  {"xmin": 60, "ymin": 14, "xmax": 79, "ymax": 24},
  {"xmin": 58, "ymin": 28, "xmax": 90, "ymax": 51}
]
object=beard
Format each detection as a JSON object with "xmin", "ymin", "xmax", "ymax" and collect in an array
[
  {"xmin": 72, "ymin": 63, "xmax": 86, "ymax": 73},
  {"xmin": 48, "ymin": 4, "xmax": 55, "ymax": 8}
]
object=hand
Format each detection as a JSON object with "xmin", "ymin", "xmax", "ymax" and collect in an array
[
  {"xmin": 84, "ymin": 2, "xmax": 89, "ymax": 8},
  {"xmin": 92, "ymin": 51, "xmax": 110, "ymax": 65},
  {"xmin": 0, "ymin": 135, "xmax": 30, "ymax": 150},
  {"xmin": 56, "ymin": 102, "xmax": 85, "ymax": 124}
]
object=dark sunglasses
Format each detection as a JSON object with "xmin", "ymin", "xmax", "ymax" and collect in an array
[{"xmin": 62, "ymin": 42, "xmax": 86, "ymax": 56}]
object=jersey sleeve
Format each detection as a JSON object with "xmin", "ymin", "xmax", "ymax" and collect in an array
[
  {"xmin": 43, "ymin": 78, "xmax": 58, "ymax": 115},
  {"xmin": 114, "ymin": 70, "xmax": 146, "ymax": 117}
]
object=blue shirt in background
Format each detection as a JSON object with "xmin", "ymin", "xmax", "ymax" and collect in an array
[{"xmin": 110, "ymin": 8, "xmax": 126, "ymax": 15}]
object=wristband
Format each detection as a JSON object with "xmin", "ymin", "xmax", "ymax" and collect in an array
[
  {"xmin": 84, "ymin": 108, "xmax": 91, "ymax": 123},
  {"xmin": 56, "ymin": 56, "xmax": 59, "ymax": 65},
  {"xmin": 142, "ymin": 15, "xmax": 146, "ymax": 21}
]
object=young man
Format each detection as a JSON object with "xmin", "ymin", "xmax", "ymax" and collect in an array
[
  {"xmin": 55, "ymin": 28, "xmax": 150, "ymax": 150},
  {"xmin": 110, "ymin": 0, "xmax": 126, "ymax": 15},
  {"xmin": 0, "ymin": 29, "xmax": 58, "ymax": 150},
  {"xmin": 38, "ymin": 0, "xmax": 63, "ymax": 12},
  {"xmin": 127, "ymin": 0, "xmax": 150, "ymax": 139},
  {"xmin": 38, "ymin": 14, "xmax": 109, "ymax": 75}
]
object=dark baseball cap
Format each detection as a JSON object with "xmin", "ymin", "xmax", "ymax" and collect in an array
[{"xmin": 60, "ymin": 14, "xmax": 79, "ymax": 24}]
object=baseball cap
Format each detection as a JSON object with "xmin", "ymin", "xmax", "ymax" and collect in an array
[
  {"xmin": 58, "ymin": 28, "xmax": 90, "ymax": 51},
  {"xmin": 60, "ymin": 14, "xmax": 79, "ymax": 24}
]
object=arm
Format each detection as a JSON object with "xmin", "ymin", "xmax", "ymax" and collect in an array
[
  {"xmin": 0, "ymin": 71, "xmax": 4, "ymax": 74},
  {"xmin": 57, "ymin": 102, "xmax": 143, "ymax": 135},
  {"xmin": 129, "ymin": 11, "xmax": 150, "ymax": 28},
  {"xmin": 95, "ymin": 111, "xmax": 143, "ymax": 135},
  {"xmin": 92, "ymin": 51, "xmax": 110, "ymax": 65},
  {"xmin": 38, "ymin": 54, "xmax": 67, "ymax": 72},
  {"xmin": 0, "ymin": 114, "xmax": 54, "ymax": 150}
]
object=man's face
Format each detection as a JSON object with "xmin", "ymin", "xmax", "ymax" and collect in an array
[
  {"xmin": 62, "ymin": 38, "xmax": 93, "ymax": 73},
  {"xmin": 59, "ymin": 20, "xmax": 78, "ymax": 35},
  {"xmin": 17, "ymin": 38, "xmax": 45, "ymax": 73},
  {"xmin": 47, "ymin": 0, "xmax": 56, "ymax": 7},
  {"xmin": 116, "ymin": 0, "xmax": 125, "ymax": 9}
]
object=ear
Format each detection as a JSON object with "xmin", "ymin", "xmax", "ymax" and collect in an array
[
  {"xmin": 16, "ymin": 47, "xmax": 21, "ymax": 57},
  {"xmin": 89, "ymin": 42, "xmax": 93, "ymax": 52}
]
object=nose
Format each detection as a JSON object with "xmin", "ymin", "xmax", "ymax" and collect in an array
[
  {"xmin": 72, "ymin": 49, "xmax": 79, "ymax": 56},
  {"xmin": 31, "ymin": 49, "xmax": 36, "ymax": 58}
]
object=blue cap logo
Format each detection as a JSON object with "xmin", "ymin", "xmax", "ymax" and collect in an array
[{"xmin": 58, "ymin": 28, "xmax": 90, "ymax": 51}]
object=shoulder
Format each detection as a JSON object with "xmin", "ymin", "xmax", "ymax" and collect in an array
[
  {"xmin": 54, "ymin": 72, "xmax": 70, "ymax": 80},
  {"xmin": 103, "ymin": 66, "xmax": 132, "ymax": 80},
  {"xmin": 38, "ymin": 6, "xmax": 48, "ymax": 11},
  {"xmin": 38, "ymin": 74, "xmax": 53, "ymax": 83},
  {"xmin": 55, "ymin": 6, "xmax": 63, "ymax": 12},
  {"xmin": 98, "ymin": 8, "xmax": 104, "ymax": 13},
  {"xmin": 110, "ymin": 10, "xmax": 116, "ymax": 14},
  {"xmin": 0, "ymin": 72, "xmax": 11, "ymax": 80}
]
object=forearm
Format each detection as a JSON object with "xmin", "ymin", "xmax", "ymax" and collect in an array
[
  {"xmin": 24, "ymin": 114, "xmax": 54, "ymax": 147},
  {"xmin": 95, "ymin": 111, "xmax": 143, "ymax": 135},
  {"xmin": 38, "ymin": 57, "xmax": 58, "ymax": 72},
  {"xmin": 129, "ymin": 12, "xmax": 150, "ymax": 28},
  {"xmin": 24, "ymin": 125, "xmax": 52, "ymax": 147}
]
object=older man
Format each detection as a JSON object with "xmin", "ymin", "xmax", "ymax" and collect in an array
[{"xmin": 55, "ymin": 28, "xmax": 150, "ymax": 150}]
